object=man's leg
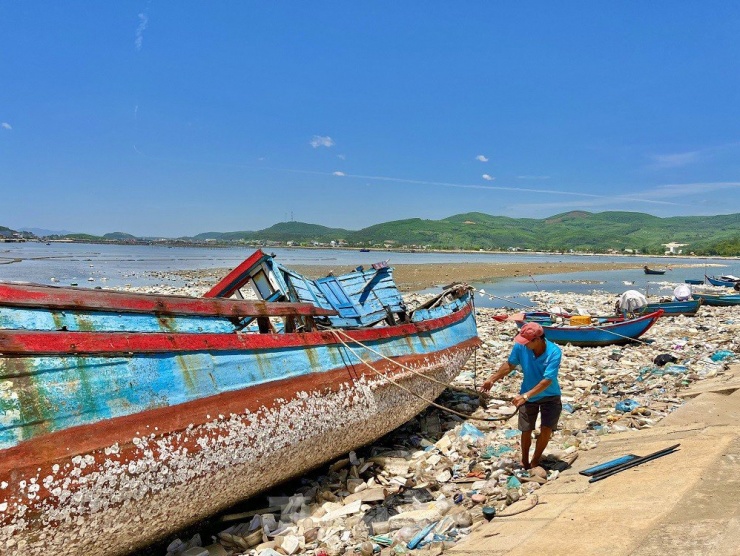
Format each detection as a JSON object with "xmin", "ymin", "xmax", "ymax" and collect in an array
[
  {"xmin": 530, "ymin": 426, "xmax": 552, "ymax": 468},
  {"xmin": 530, "ymin": 396, "xmax": 562, "ymax": 468},
  {"xmin": 520, "ymin": 430, "xmax": 532, "ymax": 469},
  {"xmin": 518, "ymin": 403, "xmax": 538, "ymax": 469}
]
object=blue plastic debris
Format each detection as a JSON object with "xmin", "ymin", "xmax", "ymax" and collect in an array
[
  {"xmin": 663, "ymin": 364, "xmax": 687, "ymax": 375},
  {"xmin": 711, "ymin": 350, "xmax": 734, "ymax": 362},
  {"xmin": 562, "ymin": 403, "xmax": 575, "ymax": 414},
  {"xmin": 459, "ymin": 423, "xmax": 485, "ymax": 441},
  {"xmin": 615, "ymin": 399, "xmax": 640, "ymax": 413},
  {"xmin": 482, "ymin": 445, "xmax": 514, "ymax": 459},
  {"xmin": 503, "ymin": 429, "xmax": 520, "ymax": 439},
  {"xmin": 407, "ymin": 522, "xmax": 437, "ymax": 550},
  {"xmin": 506, "ymin": 475, "xmax": 521, "ymax": 489}
]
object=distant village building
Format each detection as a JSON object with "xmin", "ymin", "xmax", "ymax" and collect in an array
[{"xmin": 663, "ymin": 242, "xmax": 688, "ymax": 255}]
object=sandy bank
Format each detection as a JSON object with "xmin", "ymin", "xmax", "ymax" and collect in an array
[{"xmin": 172, "ymin": 261, "xmax": 660, "ymax": 293}]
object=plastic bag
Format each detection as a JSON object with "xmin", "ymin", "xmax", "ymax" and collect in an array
[
  {"xmin": 711, "ymin": 350, "xmax": 734, "ymax": 362},
  {"xmin": 459, "ymin": 422, "xmax": 485, "ymax": 441},
  {"xmin": 615, "ymin": 399, "xmax": 640, "ymax": 413}
]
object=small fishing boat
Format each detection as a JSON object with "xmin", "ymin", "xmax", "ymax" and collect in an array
[
  {"xmin": 643, "ymin": 266, "xmax": 667, "ymax": 275},
  {"xmin": 637, "ymin": 298, "xmax": 702, "ymax": 317},
  {"xmin": 704, "ymin": 274, "xmax": 740, "ymax": 288},
  {"xmin": 359, "ymin": 248, "xmax": 371, "ymax": 252},
  {"xmin": 0, "ymin": 250, "xmax": 480, "ymax": 555},
  {"xmin": 684, "ymin": 278, "xmax": 704, "ymax": 285},
  {"xmin": 514, "ymin": 310, "xmax": 664, "ymax": 347},
  {"xmin": 692, "ymin": 292, "xmax": 740, "ymax": 307}
]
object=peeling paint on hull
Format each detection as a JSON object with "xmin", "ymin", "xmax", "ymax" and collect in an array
[{"xmin": 0, "ymin": 295, "xmax": 479, "ymax": 555}]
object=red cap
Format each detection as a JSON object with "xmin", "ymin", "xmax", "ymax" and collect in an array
[{"xmin": 514, "ymin": 322, "xmax": 544, "ymax": 344}]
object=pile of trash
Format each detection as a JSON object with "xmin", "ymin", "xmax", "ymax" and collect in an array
[
  {"xmin": 162, "ymin": 288, "xmax": 737, "ymax": 556},
  {"xmin": 471, "ymin": 288, "xmax": 739, "ymax": 440},
  {"xmin": 164, "ymin": 393, "xmax": 560, "ymax": 556}
]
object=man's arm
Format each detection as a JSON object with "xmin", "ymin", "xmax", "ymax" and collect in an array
[
  {"xmin": 512, "ymin": 378, "xmax": 552, "ymax": 407},
  {"xmin": 480, "ymin": 360, "xmax": 516, "ymax": 392}
]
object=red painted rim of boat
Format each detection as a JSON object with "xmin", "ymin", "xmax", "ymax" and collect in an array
[
  {"xmin": 0, "ymin": 299, "xmax": 474, "ymax": 356},
  {"xmin": 0, "ymin": 281, "xmax": 336, "ymax": 318}
]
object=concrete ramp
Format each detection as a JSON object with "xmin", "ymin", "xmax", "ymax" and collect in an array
[{"xmin": 451, "ymin": 369, "xmax": 740, "ymax": 556}]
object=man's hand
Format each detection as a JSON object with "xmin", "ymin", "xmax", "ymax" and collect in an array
[
  {"xmin": 512, "ymin": 394, "xmax": 527, "ymax": 408},
  {"xmin": 480, "ymin": 379, "xmax": 494, "ymax": 392}
]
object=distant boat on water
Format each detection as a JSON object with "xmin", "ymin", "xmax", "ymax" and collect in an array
[
  {"xmin": 643, "ymin": 265, "xmax": 667, "ymax": 275},
  {"xmin": 359, "ymin": 248, "xmax": 371, "ymax": 252}
]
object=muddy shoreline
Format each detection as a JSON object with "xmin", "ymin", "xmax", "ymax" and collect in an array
[{"xmin": 168, "ymin": 261, "xmax": 688, "ymax": 293}]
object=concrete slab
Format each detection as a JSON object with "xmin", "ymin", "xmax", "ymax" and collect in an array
[{"xmin": 451, "ymin": 385, "xmax": 739, "ymax": 556}]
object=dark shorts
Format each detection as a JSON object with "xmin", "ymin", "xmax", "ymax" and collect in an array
[{"xmin": 518, "ymin": 395, "xmax": 562, "ymax": 432}]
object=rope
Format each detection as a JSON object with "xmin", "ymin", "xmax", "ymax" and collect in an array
[
  {"xmin": 495, "ymin": 494, "xmax": 539, "ymax": 517},
  {"xmin": 332, "ymin": 328, "xmax": 493, "ymax": 401},
  {"xmin": 480, "ymin": 291, "xmax": 536, "ymax": 309},
  {"xmin": 330, "ymin": 330, "xmax": 508, "ymax": 422}
]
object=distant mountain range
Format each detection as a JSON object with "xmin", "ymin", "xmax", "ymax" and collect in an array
[
  {"xmin": 19, "ymin": 227, "xmax": 74, "ymax": 237},
  {"xmin": 5, "ymin": 211, "xmax": 740, "ymax": 256}
]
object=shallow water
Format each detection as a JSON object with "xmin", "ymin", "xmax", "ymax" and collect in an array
[{"xmin": 0, "ymin": 242, "xmax": 734, "ymax": 294}]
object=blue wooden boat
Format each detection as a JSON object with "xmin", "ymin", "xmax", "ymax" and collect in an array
[
  {"xmin": 637, "ymin": 298, "xmax": 702, "ymax": 317},
  {"xmin": 692, "ymin": 292, "xmax": 740, "ymax": 306},
  {"xmin": 684, "ymin": 279, "xmax": 704, "ymax": 285},
  {"xmin": 704, "ymin": 274, "xmax": 740, "ymax": 288},
  {"xmin": 515, "ymin": 310, "xmax": 664, "ymax": 346},
  {"xmin": 0, "ymin": 251, "xmax": 479, "ymax": 555}
]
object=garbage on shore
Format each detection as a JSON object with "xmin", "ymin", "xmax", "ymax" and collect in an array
[{"xmin": 161, "ymin": 287, "xmax": 737, "ymax": 556}]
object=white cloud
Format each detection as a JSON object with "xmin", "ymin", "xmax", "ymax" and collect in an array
[
  {"xmin": 337, "ymin": 154, "xmax": 346, "ymax": 160},
  {"xmin": 332, "ymin": 171, "xmax": 345, "ymax": 176},
  {"xmin": 135, "ymin": 13, "xmax": 148, "ymax": 51},
  {"xmin": 1, "ymin": 122, "xmax": 11, "ymax": 130},
  {"xmin": 310, "ymin": 135, "xmax": 335, "ymax": 148},
  {"xmin": 482, "ymin": 174, "xmax": 494, "ymax": 181},
  {"xmin": 475, "ymin": 155, "xmax": 489, "ymax": 162}
]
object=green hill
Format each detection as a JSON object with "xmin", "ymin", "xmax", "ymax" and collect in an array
[
  {"xmin": 103, "ymin": 232, "xmax": 138, "ymax": 240},
  {"xmin": 5, "ymin": 211, "xmax": 739, "ymax": 255}
]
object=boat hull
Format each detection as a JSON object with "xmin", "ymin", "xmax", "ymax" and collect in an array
[
  {"xmin": 638, "ymin": 299, "xmax": 702, "ymax": 316},
  {"xmin": 704, "ymin": 275, "xmax": 739, "ymax": 288},
  {"xmin": 692, "ymin": 293, "xmax": 740, "ymax": 306},
  {"xmin": 517, "ymin": 310, "xmax": 663, "ymax": 347},
  {"xmin": 0, "ymin": 297, "xmax": 479, "ymax": 555}
]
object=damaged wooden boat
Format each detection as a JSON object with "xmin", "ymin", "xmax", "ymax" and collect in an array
[{"xmin": 0, "ymin": 250, "xmax": 479, "ymax": 555}]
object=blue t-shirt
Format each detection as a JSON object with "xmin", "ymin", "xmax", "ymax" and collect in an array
[{"xmin": 508, "ymin": 339, "xmax": 562, "ymax": 401}]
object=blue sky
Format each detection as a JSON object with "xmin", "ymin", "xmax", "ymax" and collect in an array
[{"xmin": 1, "ymin": 2, "xmax": 739, "ymax": 237}]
